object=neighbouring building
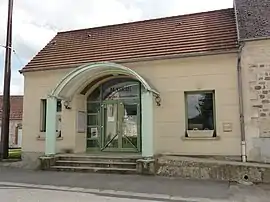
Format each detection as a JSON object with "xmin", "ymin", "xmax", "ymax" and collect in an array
[
  {"xmin": 0, "ymin": 95, "xmax": 23, "ymax": 148},
  {"xmin": 20, "ymin": 0, "xmax": 270, "ymax": 168},
  {"xmin": 235, "ymin": 0, "xmax": 270, "ymax": 163}
]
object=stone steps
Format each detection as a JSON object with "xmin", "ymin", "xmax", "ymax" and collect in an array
[
  {"xmin": 50, "ymin": 165, "xmax": 137, "ymax": 174},
  {"xmin": 55, "ymin": 160, "xmax": 137, "ymax": 169},
  {"xmin": 47, "ymin": 155, "xmax": 140, "ymax": 174},
  {"xmin": 57, "ymin": 155, "xmax": 139, "ymax": 162}
]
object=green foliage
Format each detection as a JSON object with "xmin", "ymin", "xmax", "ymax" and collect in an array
[{"xmin": 8, "ymin": 149, "xmax": 21, "ymax": 159}]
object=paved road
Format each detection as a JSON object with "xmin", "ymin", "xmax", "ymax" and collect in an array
[
  {"xmin": 0, "ymin": 167, "xmax": 230, "ymax": 199},
  {"xmin": 0, "ymin": 167, "xmax": 270, "ymax": 201},
  {"xmin": 0, "ymin": 186, "xmax": 163, "ymax": 202}
]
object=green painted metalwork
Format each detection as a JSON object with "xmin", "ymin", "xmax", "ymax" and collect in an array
[
  {"xmin": 141, "ymin": 91, "xmax": 154, "ymax": 157},
  {"xmin": 46, "ymin": 62, "xmax": 158, "ymax": 157},
  {"xmin": 50, "ymin": 62, "xmax": 159, "ymax": 100},
  {"xmin": 87, "ymin": 79, "xmax": 141, "ymax": 153},
  {"xmin": 100, "ymin": 100, "xmax": 141, "ymax": 152},
  {"xmin": 45, "ymin": 96, "xmax": 57, "ymax": 155}
]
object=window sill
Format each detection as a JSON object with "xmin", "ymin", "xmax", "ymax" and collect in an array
[
  {"xmin": 36, "ymin": 137, "xmax": 64, "ymax": 141},
  {"xmin": 181, "ymin": 136, "xmax": 220, "ymax": 141},
  {"xmin": 186, "ymin": 130, "xmax": 214, "ymax": 138}
]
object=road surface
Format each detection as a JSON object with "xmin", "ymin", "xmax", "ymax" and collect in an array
[
  {"xmin": 0, "ymin": 167, "xmax": 269, "ymax": 201},
  {"xmin": 0, "ymin": 186, "xmax": 164, "ymax": 202}
]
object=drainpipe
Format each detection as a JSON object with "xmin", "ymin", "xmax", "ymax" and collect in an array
[{"xmin": 237, "ymin": 42, "xmax": 247, "ymax": 162}]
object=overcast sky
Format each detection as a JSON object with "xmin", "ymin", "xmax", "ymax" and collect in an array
[{"xmin": 0, "ymin": 0, "xmax": 233, "ymax": 95}]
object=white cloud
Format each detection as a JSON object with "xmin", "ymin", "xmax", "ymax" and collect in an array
[
  {"xmin": 0, "ymin": 0, "xmax": 233, "ymax": 95},
  {"xmin": 169, "ymin": 0, "xmax": 233, "ymax": 15}
]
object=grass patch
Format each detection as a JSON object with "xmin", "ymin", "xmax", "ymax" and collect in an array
[{"xmin": 8, "ymin": 148, "xmax": 21, "ymax": 159}]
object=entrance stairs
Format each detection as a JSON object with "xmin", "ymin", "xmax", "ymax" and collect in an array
[{"xmin": 49, "ymin": 154, "xmax": 140, "ymax": 174}]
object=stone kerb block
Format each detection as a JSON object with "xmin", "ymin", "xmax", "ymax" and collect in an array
[
  {"xmin": 39, "ymin": 156, "xmax": 57, "ymax": 170},
  {"xmin": 136, "ymin": 158, "xmax": 156, "ymax": 175}
]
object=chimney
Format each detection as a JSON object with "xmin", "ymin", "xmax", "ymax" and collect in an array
[{"xmin": 234, "ymin": 0, "xmax": 270, "ymax": 40}]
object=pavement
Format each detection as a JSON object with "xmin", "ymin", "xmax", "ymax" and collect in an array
[{"xmin": 0, "ymin": 167, "xmax": 270, "ymax": 201}]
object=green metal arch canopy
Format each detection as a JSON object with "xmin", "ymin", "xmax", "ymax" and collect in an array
[{"xmin": 50, "ymin": 62, "xmax": 159, "ymax": 100}]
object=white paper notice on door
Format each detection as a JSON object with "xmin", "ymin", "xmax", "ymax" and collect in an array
[
  {"xmin": 108, "ymin": 104, "xmax": 115, "ymax": 122},
  {"xmin": 91, "ymin": 127, "xmax": 98, "ymax": 138}
]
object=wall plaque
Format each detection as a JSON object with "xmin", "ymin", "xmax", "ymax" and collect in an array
[
  {"xmin": 77, "ymin": 111, "xmax": 86, "ymax": 133},
  {"xmin": 223, "ymin": 123, "xmax": 233, "ymax": 132}
]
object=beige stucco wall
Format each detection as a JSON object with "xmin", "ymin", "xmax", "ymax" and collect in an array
[
  {"xmin": 127, "ymin": 53, "xmax": 240, "ymax": 157},
  {"xmin": 22, "ymin": 53, "xmax": 241, "ymax": 157},
  {"xmin": 241, "ymin": 39, "xmax": 270, "ymax": 163},
  {"xmin": 22, "ymin": 69, "xmax": 71, "ymax": 153}
]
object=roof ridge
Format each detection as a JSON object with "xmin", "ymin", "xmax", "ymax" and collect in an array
[{"xmin": 58, "ymin": 7, "xmax": 233, "ymax": 34}]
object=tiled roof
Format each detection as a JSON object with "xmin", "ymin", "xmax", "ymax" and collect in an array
[
  {"xmin": 234, "ymin": 0, "xmax": 270, "ymax": 40},
  {"xmin": 0, "ymin": 96, "xmax": 23, "ymax": 120},
  {"xmin": 21, "ymin": 8, "xmax": 238, "ymax": 72}
]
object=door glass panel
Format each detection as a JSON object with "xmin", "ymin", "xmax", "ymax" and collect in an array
[
  {"xmin": 86, "ymin": 78, "xmax": 141, "ymax": 152},
  {"xmin": 102, "ymin": 79, "xmax": 140, "ymax": 100},
  {"xmin": 122, "ymin": 136, "xmax": 137, "ymax": 149},
  {"xmin": 120, "ymin": 102, "xmax": 138, "ymax": 149},
  {"xmin": 103, "ymin": 103, "xmax": 119, "ymax": 149}
]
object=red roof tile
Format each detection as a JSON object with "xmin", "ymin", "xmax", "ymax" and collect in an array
[
  {"xmin": 21, "ymin": 8, "xmax": 238, "ymax": 72},
  {"xmin": 0, "ymin": 96, "xmax": 23, "ymax": 120}
]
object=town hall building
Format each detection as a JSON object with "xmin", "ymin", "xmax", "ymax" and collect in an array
[{"xmin": 20, "ymin": 0, "xmax": 270, "ymax": 170}]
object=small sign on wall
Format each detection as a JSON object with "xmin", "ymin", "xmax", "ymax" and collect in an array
[
  {"xmin": 223, "ymin": 122, "xmax": 233, "ymax": 132},
  {"xmin": 77, "ymin": 111, "xmax": 86, "ymax": 133}
]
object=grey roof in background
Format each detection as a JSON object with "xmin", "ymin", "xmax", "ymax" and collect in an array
[{"xmin": 234, "ymin": 0, "xmax": 270, "ymax": 40}]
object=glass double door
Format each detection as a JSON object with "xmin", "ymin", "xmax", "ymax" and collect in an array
[
  {"xmin": 87, "ymin": 100, "xmax": 141, "ymax": 152},
  {"xmin": 101, "ymin": 100, "xmax": 140, "ymax": 152},
  {"xmin": 87, "ymin": 78, "xmax": 141, "ymax": 153}
]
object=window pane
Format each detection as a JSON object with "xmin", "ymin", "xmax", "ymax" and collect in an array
[
  {"xmin": 40, "ymin": 99, "xmax": 47, "ymax": 132},
  {"xmin": 186, "ymin": 92, "xmax": 214, "ymax": 130},
  {"xmin": 102, "ymin": 78, "xmax": 140, "ymax": 100},
  {"xmin": 56, "ymin": 100, "xmax": 62, "ymax": 112},
  {"xmin": 87, "ymin": 102, "xmax": 100, "ymax": 113},
  {"xmin": 87, "ymin": 87, "xmax": 101, "ymax": 101},
  {"xmin": 87, "ymin": 115, "xmax": 99, "ymax": 126}
]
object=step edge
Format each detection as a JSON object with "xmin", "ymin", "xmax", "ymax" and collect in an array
[
  {"xmin": 57, "ymin": 156, "xmax": 140, "ymax": 159},
  {"xmin": 51, "ymin": 166, "xmax": 137, "ymax": 171},
  {"xmin": 56, "ymin": 160, "xmax": 137, "ymax": 165}
]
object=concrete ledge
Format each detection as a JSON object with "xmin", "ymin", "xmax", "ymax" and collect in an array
[
  {"xmin": 156, "ymin": 156, "xmax": 270, "ymax": 183},
  {"xmin": 21, "ymin": 152, "xmax": 44, "ymax": 170},
  {"xmin": 0, "ymin": 152, "xmax": 44, "ymax": 170},
  {"xmin": 181, "ymin": 136, "xmax": 221, "ymax": 141}
]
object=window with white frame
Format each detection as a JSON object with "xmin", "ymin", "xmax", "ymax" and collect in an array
[{"xmin": 185, "ymin": 91, "xmax": 216, "ymax": 137}]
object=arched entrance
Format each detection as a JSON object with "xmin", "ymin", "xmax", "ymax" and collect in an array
[
  {"xmin": 45, "ymin": 62, "xmax": 159, "ymax": 158},
  {"xmin": 87, "ymin": 78, "xmax": 141, "ymax": 152}
]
